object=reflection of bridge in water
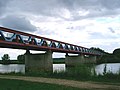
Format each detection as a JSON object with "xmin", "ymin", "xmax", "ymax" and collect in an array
[{"xmin": 0, "ymin": 27, "xmax": 103, "ymax": 72}]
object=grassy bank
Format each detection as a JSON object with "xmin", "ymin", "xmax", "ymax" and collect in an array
[
  {"xmin": 4, "ymin": 64, "xmax": 119, "ymax": 84},
  {"xmin": 37, "ymin": 64, "xmax": 119, "ymax": 84},
  {"xmin": 0, "ymin": 64, "xmax": 120, "ymax": 84},
  {"xmin": 51, "ymin": 64, "xmax": 120, "ymax": 83},
  {"xmin": 0, "ymin": 78, "xmax": 87, "ymax": 90}
]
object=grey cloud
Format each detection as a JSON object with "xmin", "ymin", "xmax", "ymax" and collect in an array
[
  {"xmin": 59, "ymin": 0, "xmax": 99, "ymax": 9},
  {"xmin": 108, "ymin": 27, "xmax": 115, "ymax": 33},
  {"xmin": 0, "ymin": 15, "xmax": 37, "ymax": 32},
  {"xmin": 60, "ymin": 0, "xmax": 120, "ymax": 11},
  {"xmin": 58, "ymin": 0, "xmax": 120, "ymax": 20},
  {"xmin": 1, "ymin": 0, "xmax": 120, "ymax": 21},
  {"xmin": 7, "ymin": 0, "xmax": 62, "ymax": 17},
  {"xmin": 36, "ymin": 27, "xmax": 56, "ymax": 35},
  {"xmin": 62, "ymin": 0, "xmax": 120, "ymax": 10},
  {"xmin": 0, "ymin": 0, "xmax": 102, "ymax": 20},
  {"xmin": 0, "ymin": 0, "xmax": 10, "ymax": 16},
  {"xmin": 100, "ymin": 0, "xmax": 120, "ymax": 10}
]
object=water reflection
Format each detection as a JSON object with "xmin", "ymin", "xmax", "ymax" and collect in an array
[
  {"xmin": 95, "ymin": 63, "xmax": 120, "ymax": 75},
  {"xmin": 53, "ymin": 64, "xmax": 65, "ymax": 72},
  {"xmin": 0, "ymin": 64, "xmax": 25, "ymax": 74},
  {"xmin": 0, "ymin": 63, "xmax": 120, "ymax": 75}
]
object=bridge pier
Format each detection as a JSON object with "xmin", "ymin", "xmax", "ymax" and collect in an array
[
  {"xmin": 25, "ymin": 50, "xmax": 53, "ymax": 72},
  {"xmin": 65, "ymin": 54, "xmax": 99, "ymax": 67},
  {"xmin": 65, "ymin": 54, "xmax": 85, "ymax": 67},
  {"xmin": 84, "ymin": 55, "xmax": 97, "ymax": 64}
]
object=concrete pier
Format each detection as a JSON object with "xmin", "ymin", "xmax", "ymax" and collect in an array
[
  {"xmin": 65, "ymin": 54, "xmax": 98, "ymax": 67},
  {"xmin": 84, "ymin": 55, "xmax": 97, "ymax": 64},
  {"xmin": 25, "ymin": 50, "xmax": 53, "ymax": 72},
  {"xmin": 65, "ymin": 54, "xmax": 85, "ymax": 67}
]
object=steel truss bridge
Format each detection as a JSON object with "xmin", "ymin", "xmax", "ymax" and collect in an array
[{"xmin": 0, "ymin": 27, "xmax": 103, "ymax": 56}]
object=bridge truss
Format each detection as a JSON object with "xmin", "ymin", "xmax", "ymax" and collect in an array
[{"xmin": 0, "ymin": 27, "xmax": 103, "ymax": 56}]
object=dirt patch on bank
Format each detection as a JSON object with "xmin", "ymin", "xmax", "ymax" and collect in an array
[{"xmin": 0, "ymin": 75, "xmax": 120, "ymax": 90}]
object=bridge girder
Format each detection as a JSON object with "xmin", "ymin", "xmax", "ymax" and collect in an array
[{"xmin": 0, "ymin": 27, "xmax": 103, "ymax": 56}]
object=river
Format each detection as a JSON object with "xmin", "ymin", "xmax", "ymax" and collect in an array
[{"xmin": 0, "ymin": 63, "xmax": 120, "ymax": 75}]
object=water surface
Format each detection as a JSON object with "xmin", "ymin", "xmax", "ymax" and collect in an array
[{"xmin": 0, "ymin": 63, "xmax": 120, "ymax": 75}]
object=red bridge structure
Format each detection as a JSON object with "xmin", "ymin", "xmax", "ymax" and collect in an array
[{"xmin": 0, "ymin": 27, "xmax": 103, "ymax": 72}]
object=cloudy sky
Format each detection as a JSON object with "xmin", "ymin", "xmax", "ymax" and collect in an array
[{"xmin": 0, "ymin": 0, "xmax": 120, "ymax": 59}]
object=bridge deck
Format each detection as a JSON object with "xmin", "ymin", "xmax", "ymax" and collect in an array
[{"xmin": 0, "ymin": 27, "xmax": 102, "ymax": 55}]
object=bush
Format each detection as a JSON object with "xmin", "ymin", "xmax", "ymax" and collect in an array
[{"xmin": 52, "ymin": 64, "xmax": 93, "ymax": 80}]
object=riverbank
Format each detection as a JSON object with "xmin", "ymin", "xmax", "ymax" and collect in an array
[
  {"xmin": 0, "ymin": 58, "xmax": 65, "ymax": 64},
  {"xmin": 53, "ymin": 58, "xmax": 65, "ymax": 64},
  {"xmin": 0, "ymin": 75, "xmax": 120, "ymax": 90},
  {"xmin": 0, "ymin": 60, "xmax": 24, "ymax": 64},
  {"xmin": 0, "ymin": 63, "xmax": 120, "ymax": 83},
  {"xmin": 0, "ymin": 64, "xmax": 119, "ymax": 84}
]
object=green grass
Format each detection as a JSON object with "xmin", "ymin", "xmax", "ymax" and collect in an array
[
  {"xmin": 51, "ymin": 64, "xmax": 92, "ymax": 80},
  {"xmin": 0, "ymin": 78, "xmax": 87, "ymax": 90},
  {"xmin": 20, "ymin": 64, "xmax": 120, "ymax": 84},
  {"xmin": 52, "ymin": 65, "xmax": 120, "ymax": 83}
]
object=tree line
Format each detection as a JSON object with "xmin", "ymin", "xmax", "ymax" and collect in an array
[
  {"xmin": 98, "ymin": 48, "xmax": 120, "ymax": 63},
  {"xmin": 0, "ymin": 54, "xmax": 25, "ymax": 64},
  {"xmin": 90, "ymin": 47, "xmax": 120, "ymax": 63}
]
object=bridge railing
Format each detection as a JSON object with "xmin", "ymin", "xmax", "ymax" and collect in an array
[{"xmin": 0, "ymin": 27, "xmax": 103, "ymax": 55}]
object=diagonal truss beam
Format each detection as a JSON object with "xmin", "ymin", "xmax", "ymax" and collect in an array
[{"xmin": 0, "ymin": 27, "xmax": 103, "ymax": 56}]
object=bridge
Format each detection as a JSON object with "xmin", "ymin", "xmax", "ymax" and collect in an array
[{"xmin": 0, "ymin": 27, "xmax": 103, "ymax": 72}]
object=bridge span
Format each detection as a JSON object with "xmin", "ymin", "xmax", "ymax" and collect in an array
[
  {"xmin": 0, "ymin": 27, "xmax": 102, "ymax": 55},
  {"xmin": 0, "ymin": 27, "xmax": 103, "ymax": 72}
]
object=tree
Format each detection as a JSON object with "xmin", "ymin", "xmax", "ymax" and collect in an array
[
  {"xmin": 17, "ymin": 55, "xmax": 25, "ymax": 63},
  {"xmin": 113, "ymin": 48, "xmax": 120, "ymax": 58},
  {"xmin": 90, "ymin": 47, "xmax": 109, "ymax": 54},
  {"xmin": 97, "ymin": 48, "xmax": 120, "ymax": 64},
  {"xmin": 1, "ymin": 54, "xmax": 10, "ymax": 64}
]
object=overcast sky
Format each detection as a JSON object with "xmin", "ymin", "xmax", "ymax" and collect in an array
[{"xmin": 0, "ymin": 0, "xmax": 120, "ymax": 59}]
